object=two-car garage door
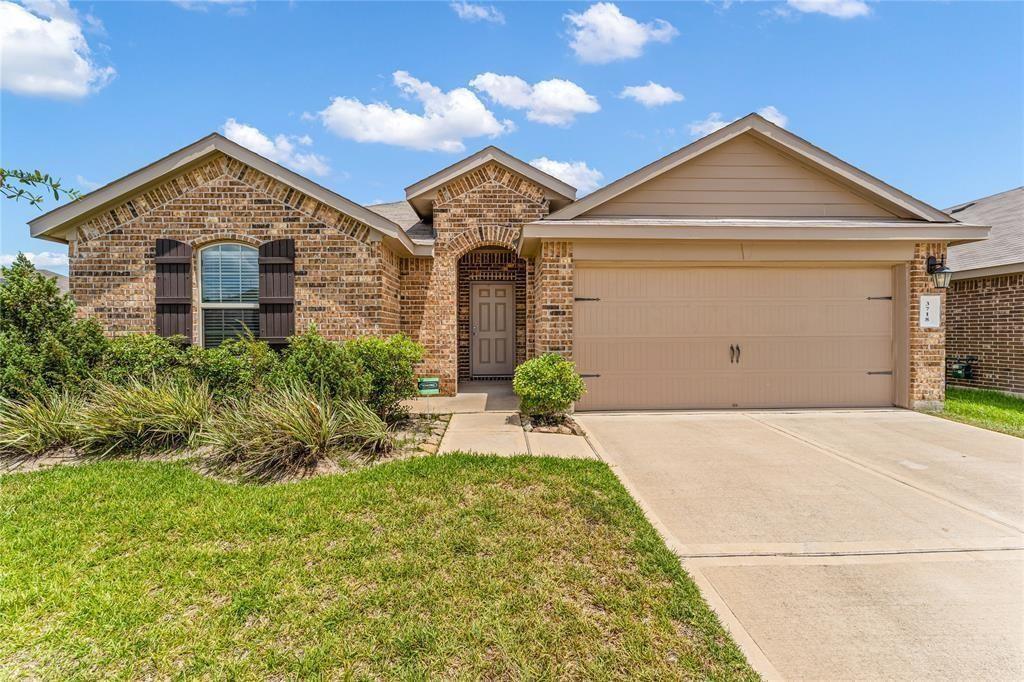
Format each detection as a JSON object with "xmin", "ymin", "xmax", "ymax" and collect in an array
[{"xmin": 573, "ymin": 266, "xmax": 896, "ymax": 411}]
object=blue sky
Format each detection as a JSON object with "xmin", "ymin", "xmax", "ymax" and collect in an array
[{"xmin": 2, "ymin": 0, "xmax": 1022, "ymax": 274}]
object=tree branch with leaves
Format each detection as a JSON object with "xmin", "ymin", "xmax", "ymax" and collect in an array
[{"xmin": 1, "ymin": 168, "xmax": 81, "ymax": 209}]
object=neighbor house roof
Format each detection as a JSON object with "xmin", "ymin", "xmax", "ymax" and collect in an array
[
  {"xmin": 27, "ymin": 133, "xmax": 426, "ymax": 256},
  {"xmin": 545, "ymin": 113, "xmax": 955, "ymax": 223},
  {"xmin": 404, "ymin": 146, "xmax": 576, "ymax": 218},
  {"xmin": 946, "ymin": 186, "xmax": 1024, "ymax": 279},
  {"xmin": 0, "ymin": 268, "xmax": 68, "ymax": 293}
]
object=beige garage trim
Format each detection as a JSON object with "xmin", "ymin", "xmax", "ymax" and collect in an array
[{"xmin": 574, "ymin": 265, "xmax": 899, "ymax": 411}]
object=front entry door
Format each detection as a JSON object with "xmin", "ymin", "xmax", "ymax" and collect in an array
[{"xmin": 471, "ymin": 282, "xmax": 516, "ymax": 376}]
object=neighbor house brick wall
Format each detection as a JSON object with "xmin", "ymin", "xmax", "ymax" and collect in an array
[
  {"xmin": 946, "ymin": 272, "xmax": 1024, "ymax": 395},
  {"xmin": 401, "ymin": 162, "xmax": 549, "ymax": 394},
  {"xmin": 533, "ymin": 240, "xmax": 574, "ymax": 358},
  {"xmin": 457, "ymin": 249, "xmax": 528, "ymax": 379},
  {"xmin": 907, "ymin": 242, "xmax": 947, "ymax": 408},
  {"xmin": 67, "ymin": 153, "xmax": 395, "ymax": 341}
]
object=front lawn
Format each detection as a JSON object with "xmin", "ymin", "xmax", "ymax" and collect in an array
[
  {"xmin": 933, "ymin": 387, "xmax": 1024, "ymax": 438},
  {"xmin": 0, "ymin": 456, "xmax": 755, "ymax": 679}
]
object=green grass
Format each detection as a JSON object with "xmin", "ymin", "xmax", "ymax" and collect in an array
[
  {"xmin": 0, "ymin": 456, "xmax": 755, "ymax": 680},
  {"xmin": 933, "ymin": 387, "xmax": 1024, "ymax": 438}
]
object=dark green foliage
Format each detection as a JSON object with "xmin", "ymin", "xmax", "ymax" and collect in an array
[
  {"xmin": 1, "ymin": 168, "xmax": 81, "ymax": 208},
  {"xmin": 513, "ymin": 353, "xmax": 587, "ymax": 419},
  {"xmin": 186, "ymin": 335, "xmax": 279, "ymax": 400},
  {"xmin": 273, "ymin": 326, "xmax": 370, "ymax": 402},
  {"xmin": 0, "ymin": 255, "xmax": 108, "ymax": 399},
  {"xmin": 346, "ymin": 334, "xmax": 423, "ymax": 422},
  {"xmin": 100, "ymin": 334, "xmax": 190, "ymax": 385}
]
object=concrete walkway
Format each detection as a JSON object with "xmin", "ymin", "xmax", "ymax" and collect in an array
[
  {"xmin": 407, "ymin": 382, "xmax": 597, "ymax": 459},
  {"xmin": 403, "ymin": 381, "xmax": 519, "ymax": 414},
  {"xmin": 438, "ymin": 411, "xmax": 597, "ymax": 459},
  {"xmin": 577, "ymin": 409, "xmax": 1024, "ymax": 681}
]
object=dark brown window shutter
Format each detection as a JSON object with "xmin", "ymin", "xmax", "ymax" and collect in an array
[
  {"xmin": 259, "ymin": 238, "xmax": 295, "ymax": 345},
  {"xmin": 155, "ymin": 238, "xmax": 192, "ymax": 340}
]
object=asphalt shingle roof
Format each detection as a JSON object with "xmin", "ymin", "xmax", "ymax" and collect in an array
[
  {"xmin": 946, "ymin": 187, "xmax": 1023, "ymax": 273},
  {"xmin": 365, "ymin": 201, "xmax": 435, "ymax": 241}
]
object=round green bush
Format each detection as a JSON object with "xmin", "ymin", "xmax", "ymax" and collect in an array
[
  {"xmin": 186, "ymin": 335, "xmax": 279, "ymax": 401},
  {"xmin": 100, "ymin": 334, "xmax": 189, "ymax": 385},
  {"xmin": 512, "ymin": 354, "xmax": 586, "ymax": 419},
  {"xmin": 345, "ymin": 334, "xmax": 423, "ymax": 423},
  {"xmin": 273, "ymin": 326, "xmax": 370, "ymax": 402}
]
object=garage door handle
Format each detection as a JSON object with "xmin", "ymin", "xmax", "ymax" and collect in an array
[
  {"xmin": 729, "ymin": 344, "xmax": 736, "ymax": 363},
  {"xmin": 736, "ymin": 344, "xmax": 741, "ymax": 363}
]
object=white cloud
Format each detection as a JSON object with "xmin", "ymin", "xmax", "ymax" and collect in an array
[
  {"xmin": 0, "ymin": 0, "xmax": 116, "ymax": 99},
  {"xmin": 470, "ymin": 73, "xmax": 600, "ymax": 127},
  {"xmin": 756, "ymin": 105, "xmax": 789, "ymax": 128},
  {"xmin": 688, "ymin": 106, "xmax": 789, "ymax": 136},
  {"xmin": 171, "ymin": 0, "xmax": 251, "ymax": 13},
  {"xmin": 786, "ymin": 0, "xmax": 870, "ymax": 19},
  {"xmin": 75, "ymin": 174, "xmax": 102, "ymax": 191},
  {"xmin": 0, "ymin": 251, "xmax": 69, "ymax": 267},
  {"xmin": 529, "ymin": 157, "xmax": 604, "ymax": 195},
  {"xmin": 450, "ymin": 1, "xmax": 504, "ymax": 24},
  {"xmin": 564, "ymin": 3, "xmax": 678, "ymax": 64},
  {"xmin": 314, "ymin": 71, "xmax": 513, "ymax": 153},
  {"xmin": 222, "ymin": 119, "xmax": 330, "ymax": 176},
  {"xmin": 688, "ymin": 112, "xmax": 730, "ymax": 137},
  {"xmin": 619, "ymin": 82, "xmax": 684, "ymax": 108}
]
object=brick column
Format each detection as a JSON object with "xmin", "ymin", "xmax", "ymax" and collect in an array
[
  {"xmin": 533, "ymin": 240, "xmax": 574, "ymax": 357},
  {"xmin": 908, "ymin": 242, "xmax": 947, "ymax": 409}
]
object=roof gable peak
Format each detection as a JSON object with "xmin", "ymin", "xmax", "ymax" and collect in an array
[
  {"xmin": 404, "ymin": 145, "xmax": 576, "ymax": 218},
  {"xmin": 547, "ymin": 113, "xmax": 953, "ymax": 223}
]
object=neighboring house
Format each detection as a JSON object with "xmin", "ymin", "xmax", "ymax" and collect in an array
[
  {"xmin": 945, "ymin": 187, "xmax": 1023, "ymax": 395},
  {"xmin": 0, "ymin": 267, "xmax": 69, "ymax": 293},
  {"xmin": 27, "ymin": 113, "xmax": 988, "ymax": 410}
]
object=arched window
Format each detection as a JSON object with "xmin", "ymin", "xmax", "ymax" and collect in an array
[{"xmin": 199, "ymin": 243, "xmax": 259, "ymax": 347}]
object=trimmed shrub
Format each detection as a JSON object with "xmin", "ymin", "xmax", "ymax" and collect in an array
[
  {"xmin": 100, "ymin": 334, "xmax": 189, "ymax": 385},
  {"xmin": 273, "ymin": 326, "xmax": 369, "ymax": 401},
  {"xmin": 512, "ymin": 353, "xmax": 586, "ymax": 419},
  {"xmin": 78, "ymin": 378, "xmax": 212, "ymax": 458},
  {"xmin": 346, "ymin": 334, "xmax": 423, "ymax": 422},
  {"xmin": 0, "ymin": 391, "xmax": 83, "ymax": 462},
  {"xmin": 0, "ymin": 255, "xmax": 108, "ymax": 399},
  {"xmin": 186, "ymin": 335, "xmax": 279, "ymax": 400},
  {"xmin": 203, "ymin": 384, "xmax": 392, "ymax": 482}
]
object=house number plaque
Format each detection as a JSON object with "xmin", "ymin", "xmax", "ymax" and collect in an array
[{"xmin": 919, "ymin": 294, "xmax": 941, "ymax": 328}]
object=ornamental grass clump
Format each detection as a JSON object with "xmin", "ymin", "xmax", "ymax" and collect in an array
[
  {"xmin": 0, "ymin": 391, "xmax": 83, "ymax": 464},
  {"xmin": 78, "ymin": 378, "xmax": 212, "ymax": 459},
  {"xmin": 204, "ymin": 383, "xmax": 394, "ymax": 483}
]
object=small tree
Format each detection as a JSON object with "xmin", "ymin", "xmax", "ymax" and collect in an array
[
  {"xmin": 0, "ymin": 255, "xmax": 107, "ymax": 399},
  {"xmin": 1, "ymin": 168, "xmax": 81, "ymax": 209}
]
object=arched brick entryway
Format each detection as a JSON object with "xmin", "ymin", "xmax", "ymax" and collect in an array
[{"xmin": 457, "ymin": 246, "xmax": 529, "ymax": 380}]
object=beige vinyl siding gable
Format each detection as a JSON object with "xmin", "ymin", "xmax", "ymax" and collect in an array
[{"xmin": 583, "ymin": 134, "xmax": 903, "ymax": 219}]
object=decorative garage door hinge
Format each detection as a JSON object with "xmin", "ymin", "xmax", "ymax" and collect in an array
[
  {"xmin": 574, "ymin": 297, "xmax": 601, "ymax": 301},
  {"xmin": 867, "ymin": 371, "xmax": 894, "ymax": 375},
  {"xmin": 579, "ymin": 373, "xmax": 602, "ymax": 378},
  {"xmin": 867, "ymin": 296, "xmax": 893, "ymax": 300}
]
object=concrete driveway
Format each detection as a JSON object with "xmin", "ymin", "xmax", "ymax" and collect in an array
[{"xmin": 576, "ymin": 409, "xmax": 1024, "ymax": 680}]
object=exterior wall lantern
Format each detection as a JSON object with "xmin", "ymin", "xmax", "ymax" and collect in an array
[{"xmin": 926, "ymin": 255, "xmax": 952, "ymax": 289}]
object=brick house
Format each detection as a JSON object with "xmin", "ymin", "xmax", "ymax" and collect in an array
[
  {"xmin": 28, "ymin": 113, "xmax": 989, "ymax": 410},
  {"xmin": 945, "ymin": 187, "xmax": 1023, "ymax": 396}
]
